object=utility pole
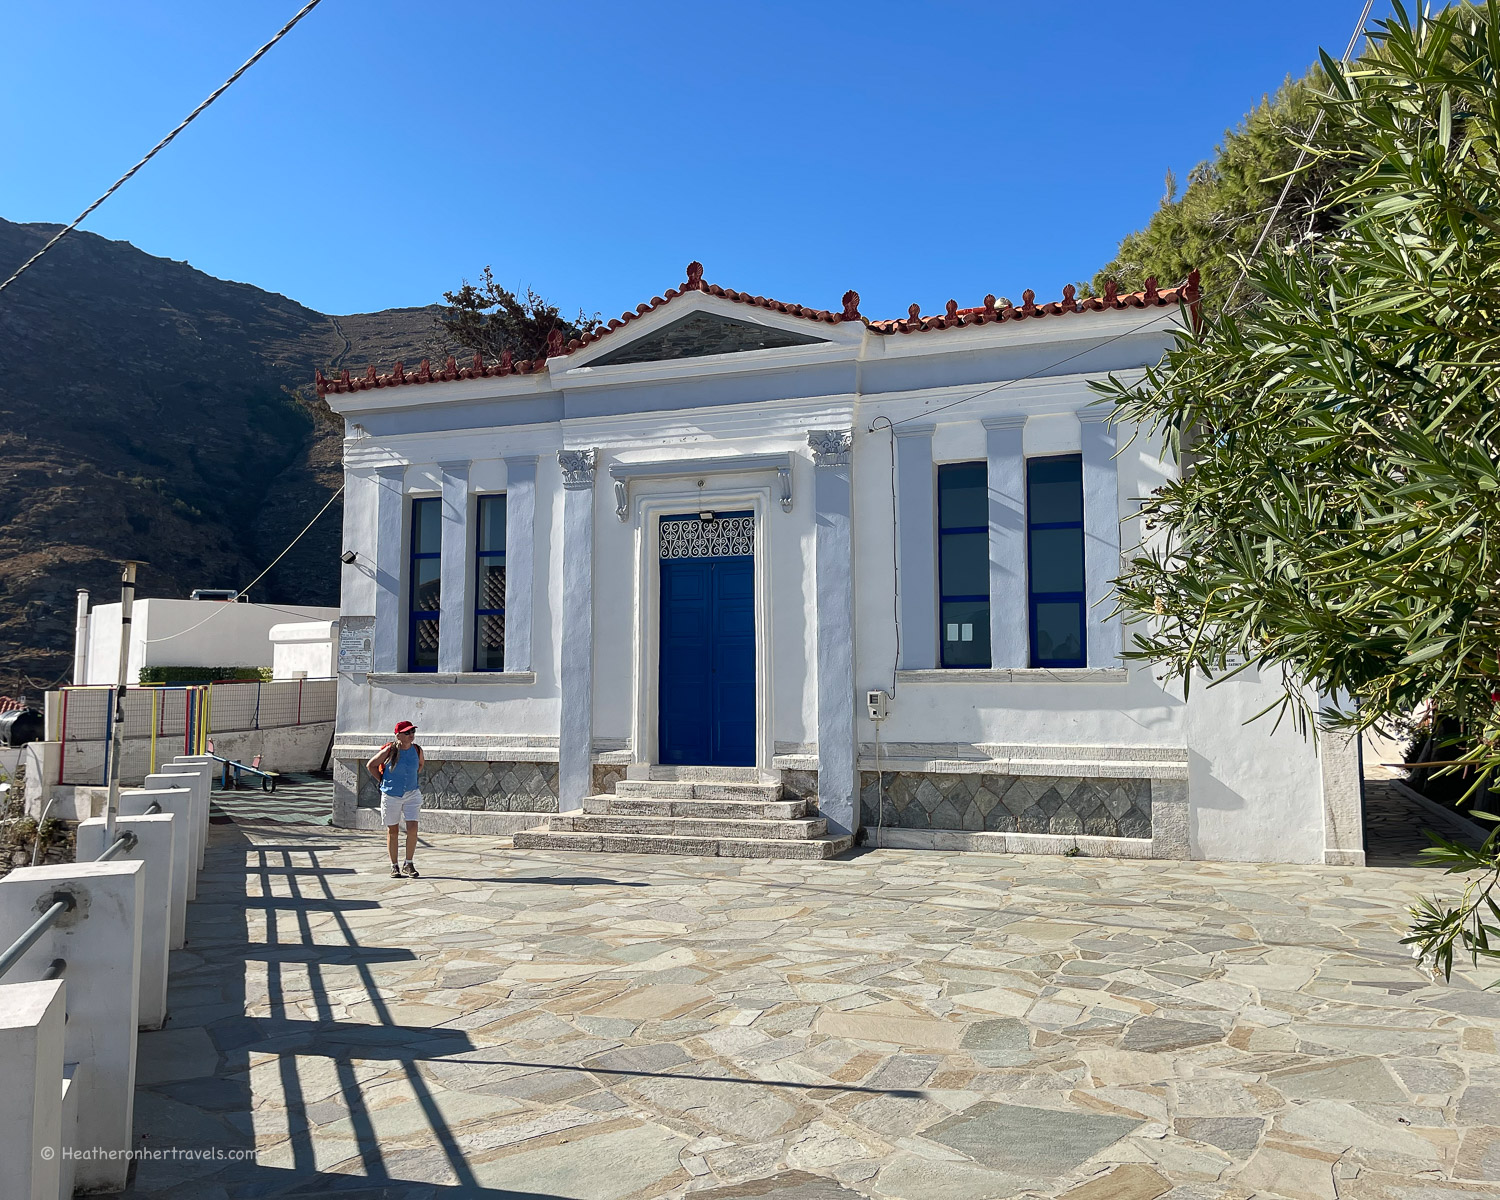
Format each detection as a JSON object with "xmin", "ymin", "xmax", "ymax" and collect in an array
[{"xmin": 103, "ymin": 562, "xmax": 139, "ymax": 844}]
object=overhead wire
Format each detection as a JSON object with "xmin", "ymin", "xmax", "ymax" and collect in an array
[
  {"xmin": 141, "ymin": 484, "xmax": 344, "ymax": 644},
  {"xmin": 0, "ymin": 0, "xmax": 326, "ymax": 296}
]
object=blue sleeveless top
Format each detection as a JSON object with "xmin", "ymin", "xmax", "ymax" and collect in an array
[{"xmin": 379, "ymin": 744, "xmax": 420, "ymax": 796}]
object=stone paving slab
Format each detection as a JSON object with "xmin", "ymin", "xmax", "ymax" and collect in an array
[{"xmin": 114, "ymin": 820, "xmax": 1500, "ymax": 1200}]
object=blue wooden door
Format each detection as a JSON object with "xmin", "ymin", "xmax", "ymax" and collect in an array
[{"xmin": 658, "ymin": 515, "xmax": 755, "ymax": 766}]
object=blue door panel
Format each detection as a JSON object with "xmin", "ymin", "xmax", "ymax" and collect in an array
[{"xmin": 659, "ymin": 520, "xmax": 755, "ymax": 767}]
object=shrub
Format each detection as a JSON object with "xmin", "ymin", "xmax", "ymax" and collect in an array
[{"xmin": 137, "ymin": 666, "xmax": 272, "ymax": 684}]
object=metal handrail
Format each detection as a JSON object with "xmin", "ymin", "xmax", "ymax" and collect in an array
[
  {"xmin": 97, "ymin": 830, "xmax": 138, "ymax": 863},
  {"xmin": 41, "ymin": 958, "xmax": 65, "ymax": 981},
  {"xmin": 144, "ymin": 800, "xmax": 161, "ymax": 815},
  {"xmin": 0, "ymin": 892, "xmax": 75, "ymax": 983}
]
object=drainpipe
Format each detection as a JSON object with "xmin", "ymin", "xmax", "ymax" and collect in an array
[{"xmin": 73, "ymin": 588, "xmax": 90, "ymax": 684}]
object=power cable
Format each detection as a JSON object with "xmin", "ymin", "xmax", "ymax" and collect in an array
[
  {"xmin": 0, "ymin": 0, "xmax": 326, "ymax": 297},
  {"xmin": 142, "ymin": 484, "xmax": 344, "ymax": 644}
]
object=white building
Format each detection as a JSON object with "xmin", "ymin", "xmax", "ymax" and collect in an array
[
  {"xmin": 321, "ymin": 263, "xmax": 1363, "ymax": 865},
  {"xmin": 77, "ymin": 597, "xmax": 339, "ymax": 685}
]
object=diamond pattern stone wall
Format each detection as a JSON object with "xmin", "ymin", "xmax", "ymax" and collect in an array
[
  {"xmin": 353, "ymin": 759, "xmax": 559, "ymax": 813},
  {"xmin": 859, "ymin": 771, "xmax": 1151, "ymax": 838},
  {"xmin": 592, "ymin": 765, "xmax": 625, "ymax": 795}
]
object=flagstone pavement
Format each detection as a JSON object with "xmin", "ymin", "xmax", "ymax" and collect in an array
[{"xmin": 115, "ymin": 813, "xmax": 1500, "ymax": 1200}]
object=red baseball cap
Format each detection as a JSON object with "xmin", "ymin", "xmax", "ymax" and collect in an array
[{"xmin": 394, "ymin": 720, "xmax": 417, "ymax": 735}]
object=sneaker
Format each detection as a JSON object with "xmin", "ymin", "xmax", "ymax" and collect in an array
[
  {"xmin": 389, "ymin": 864, "xmax": 402, "ymax": 878},
  {"xmin": 402, "ymin": 861, "xmax": 420, "ymax": 878}
]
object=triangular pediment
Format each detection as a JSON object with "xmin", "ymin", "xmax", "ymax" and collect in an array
[{"xmin": 587, "ymin": 311, "xmax": 830, "ymax": 367}]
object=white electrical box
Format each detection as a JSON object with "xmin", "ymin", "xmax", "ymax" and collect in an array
[{"xmin": 866, "ymin": 689, "xmax": 891, "ymax": 722}]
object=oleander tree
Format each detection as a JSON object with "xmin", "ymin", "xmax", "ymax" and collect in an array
[{"xmin": 1093, "ymin": 1, "xmax": 1500, "ymax": 982}]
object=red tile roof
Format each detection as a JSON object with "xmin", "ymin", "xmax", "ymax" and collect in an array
[{"xmin": 315, "ymin": 264, "xmax": 1199, "ymax": 398}]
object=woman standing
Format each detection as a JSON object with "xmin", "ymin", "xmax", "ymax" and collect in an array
[{"xmin": 367, "ymin": 720, "xmax": 424, "ymax": 878}]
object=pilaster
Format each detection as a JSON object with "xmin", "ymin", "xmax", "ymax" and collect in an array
[
  {"xmin": 1079, "ymin": 411, "xmax": 1123, "ymax": 667},
  {"xmin": 983, "ymin": 414, "xmax": 1029, "ymax": 669},
  {"xmin": 503, "ymin": 456, "xmax": 538, "ymax": 672},
  {"xmin": 371, "ymin": 465, "xmax": 405, "ymax": 674},
  {"xmin": 558, "ymin": 450, "xmax": 597, "ymax": 810},
  {"xmin": 437, "ymin": 461, "xmax": 470, "ymax": 674},
  {"xmin": 893, "ymin": 424, "xmax": 937, "ymax": 670},
  {"xmin": 809, "ymin": 429, "xmax": 856, "ymax": 838}
]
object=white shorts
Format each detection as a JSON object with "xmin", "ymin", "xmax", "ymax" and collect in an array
[{"xmin": 380, "ymin": 789, "xmax": 423, "ymax": 826}]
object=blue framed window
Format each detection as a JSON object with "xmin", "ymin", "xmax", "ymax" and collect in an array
[
  {"xmin": 407, "ymin": 497, "xmax": 441, "ymax": 672},
  {"xmin": 1027, "ymin": 455, "xmax": 1086, "ymax": 668},
  {"xmin": 474, "ymin": 494, "xmax": 506, "ymax": 670},
  {"xmin": 938, "ymin": 462, "xmax": 991, "ymax": 668}
]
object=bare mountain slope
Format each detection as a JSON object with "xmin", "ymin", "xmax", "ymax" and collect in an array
[{"xmin": 0, "ymin": 218, "xmax": 454, "ymax": 696}]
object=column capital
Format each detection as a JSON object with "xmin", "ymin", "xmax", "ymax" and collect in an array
[
  {"xmin": 981, "ymin": 413, "xmax": 1027, "ymax": 430},
  {"xmin": 891, "ymin": 422, "xmax": 936, "ymax": 440},
  {"xmin": 1077, "ymin": 407, "xmax": 1115, "ymax": 425},
  {"xmin": 503, "ymin": 454, "xmax": 540, "ymax": 469},
  {"xmin": 372, "ymin": 464, "xmax": 405, "ymax": 482},
  {"xmin": 558, "ymin": 449, "xmax": 598, "ymax": 489},
  {"xmin": 437, "ymin": 459, "xmax": 470, "ymax": 475},
  {"xmin": 808, "ymin": 429, "xmax": 853, "ymax": 467}
]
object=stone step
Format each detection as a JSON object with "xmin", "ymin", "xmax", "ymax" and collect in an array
[
  {"xmin": 582, "ymin": 795, "xmax": 806, "ymax": 820},
  {"xmin": 645, "ymin": 765, "xmax": 765, "ymax": 783},
  {"xmin": 615, "ymin": 779, "xmax": 784, "ymax": 802},
  {"xmin": 550, "ymin": 813, "xmax": 828, "ymax": 840},
  {"xmin": 513, "ymin": 827, "xmax": 853, "ymax": 861}
]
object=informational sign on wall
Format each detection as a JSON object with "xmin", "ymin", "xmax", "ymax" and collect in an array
[{"xmin": 338, "ymin": 616, "xmax": 376, "ymax": 674}]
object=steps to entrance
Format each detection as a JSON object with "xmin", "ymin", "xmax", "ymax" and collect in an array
[{"xmin": 513, "ymin": 776, "xmax": 854, "ymax": 860}]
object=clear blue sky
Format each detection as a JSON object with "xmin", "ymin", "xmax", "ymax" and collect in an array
[{"xmin": 1, "ymin": 1, "xmax": 1384, "ymax": 323}]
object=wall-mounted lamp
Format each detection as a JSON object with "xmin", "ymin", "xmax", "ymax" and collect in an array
[
  {"xmin": 340, "ymin": 551, "xmax": 358, "ymax": 564},
  {"xmin": 698, "ymin": 511, "xmax": 716, "ymax": 522}
]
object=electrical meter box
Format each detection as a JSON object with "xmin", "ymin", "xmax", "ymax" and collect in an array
[{"xmin": 866, "ymin": 689, "xmax": 891, "ymax": 722}]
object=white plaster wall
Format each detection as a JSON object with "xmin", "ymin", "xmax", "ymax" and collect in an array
[
  {"xmin": 337, "ymin": 433, "xmax": 563, "ymax": 740},
  {"xmin": 271, "ymin": 621, "xmax": 337, "ymax": 679},
  {"xmin": 84, "ymin": 599, "xmax": 338, "ymax": 684},
  {"xmin": 852, "ymin": 378, "xmax": 1190, "ymax": 750},
  {"xmin": 1182, "ymin": 668, "xmax": 1326, "ymax": 863}
]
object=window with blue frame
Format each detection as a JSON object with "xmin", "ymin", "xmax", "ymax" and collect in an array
[
  {"xmin": 407, "ymin": 497, "xmax": 441, "ymax": 672},
  {"xmin": 937, "ymin": 462, "xmax": 991, "ymax": 668},
  {"xmin": 474, "ymin": 494, "xmax": 506, "ymax": 670},
  {"xmin": 1026, "ymin": 455, "xmax": 1086, "ymax": 668}
]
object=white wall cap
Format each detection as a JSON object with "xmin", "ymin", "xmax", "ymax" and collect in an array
[{"xmin": 269, "ymin": 621, "xmax": 339, "ymax": 643}]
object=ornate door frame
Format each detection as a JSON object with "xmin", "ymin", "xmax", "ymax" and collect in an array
[{"xmin": 628, "ymin": 484, "xmax": 775, "ymax": 777}]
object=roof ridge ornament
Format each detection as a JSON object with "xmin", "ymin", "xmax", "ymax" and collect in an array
[
  {"xmin": 685, "ymin": 261, "xmax": 704, "ymax": 290},
  {"xmin": 841, "ymin": 290, "xmax": 861, "ymax": 321}
]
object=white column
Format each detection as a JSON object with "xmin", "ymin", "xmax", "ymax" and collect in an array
[
  {"xmin": 984, "ymin": 415, "xmax": 1029, "ymax": 668},
  {"xmin": 372, "ymin": 465, "xmax": 405, "ymax": 674},
  {"xmin": 145, "ymin": 771, "xmax": 204, "ymax": 896},
  {"xmin": 1080, "ymin": 412, "xmax": 1123, "ymax": 666},
  {"xmin": 121, "ymin": 788, "xmax": 191, "ymax": 947},
  {"xmin": 503, "ymin": 455, "xmax": 538, "ymax": 672},
  {"xmin": 76, "ymin": 814, "xmax": 176, "ymax": 1031},
  {"xmin": 0, "ymin": 979, "xmax": 65, "ymax": 1200},
  {"xmin": 0, "ymin": 861, "xmax": 143, "ymax": 1193},
  {"xmin": 558, "ymin": 450, "xmax": 597, "ymax": 810},
  {"xmin": 438, "ymin": 461, "xmax": 471, "ymax": 674},
  {"xmin": 809, "ymin": 430, "xmax": 856, "ymax": 837},
  {"xmin": 893, "ymin": 425, "xmax": 937, "ymax": 670},
  {"xmin": 156, "ymin": 759, "xmax": 211, "ymax": 871}
]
